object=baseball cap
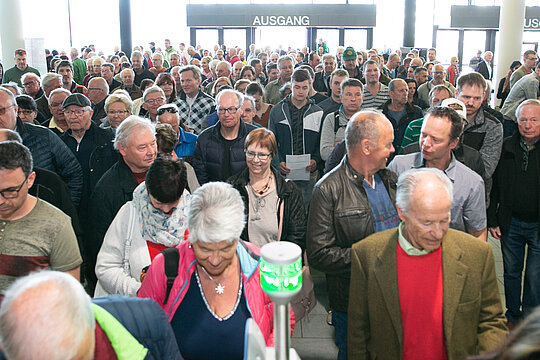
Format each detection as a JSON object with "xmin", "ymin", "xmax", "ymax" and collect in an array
[
  {"xmin": 342, "ymin": 47, "xmax": 357, "ymax": 61},
  {"xmin": 440, "ymin": 98, "xmax": 467, "ymax": 120},
  {"xmin": 62, "ymin": 93, "xmax": 91, "ymax": 108}
]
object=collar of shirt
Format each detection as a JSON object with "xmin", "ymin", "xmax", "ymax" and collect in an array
[
  {"xmin": 413, "ymin": 152, "xmax": 457, "ymax": 183},
  {"xmin": 398, "ymin": 222, "xmax": 432, "ymax": 256},
  {"xmin": 48, "ymin": 116, "xmax": 64, "ymax": 133}
]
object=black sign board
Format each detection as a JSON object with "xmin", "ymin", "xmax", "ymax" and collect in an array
[{"xmin": 451, "ymin": 5, "xmax": 540, "ymax": 31}]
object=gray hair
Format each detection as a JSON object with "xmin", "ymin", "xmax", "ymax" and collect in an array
[
  {"xmin": 277, "ymin": 55, "xmax": 293, "ymax": 68},
  {"xmin": 2, "ymin": 82, "xmax": 21, "ymax": 95},
  {"xmin": 187, "ymin": 182, "xmax": 246, "ymax": 244},
  {"xmin": 101, "ymin": 62, "xmax": 114, "ymax": 73},
  {"xmin": 143, "ymin": 85, "xmax": 165, "ymax": 102},
  {"xmin": 345, "ymin": 110, "xmax": 387, "ymax": 151},
  {"xmin": 20, "ymin": 73, "xmax": 39, "ymax": 85},
  {"xmin": 105, "ymin": 92, "xmax": 133, "ymax": 113},
  {"xmin": 243, "ymin": 95, "xmax": 256, "ymax": 109},
  {"xmin": 48, "ymin": 88, "xmax": 71, "ymax": 105},
  {"xmin": 0, "ymin": 129, "xmax": 22, "ymax": 142},
  {"xmin": 41, "ymin": 72, "xmax": 62, "ymax": 87},
  {"xmin": 120, "ymin": 68, "xmax": 134, "ymax": 78},
  {"xmin": 0, "ymin": 271, "xmax": 95, "ymax": 360},
  {"xmin": 395, "ymin": 168, "xmax": 453, "ymax": 213},
  {"xmin": 114, "ymin": 115, "xmax": 155, "ymax": 149},
  {"xmin": 131, "ymin": 50, "xmax": 143, "ymax": 60},
  {"xmin": 209, "ymin": 59, "xmax": 220, "ymax": 71},
  {"xmin": 322, "ymin": 53, "xmax": 336, "ymax": 63},
  {"xmin": 216, "ymin": 89, "xmax": 244, "ymax": 108},
  {"xmin": 516, "ymin": 99, "xmax": 540, "ymax": 120},
  {"xmin": 217, "ymin": 60, "xmax": 232, "ymax": 73},
  {"xmin": 152, "ymin": 52, "xmax": 164, "ymax": 61}
]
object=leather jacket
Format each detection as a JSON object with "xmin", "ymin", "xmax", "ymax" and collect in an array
[{"xmin": 307, "ymin": 156, "xmax": 397, "ymax": 312}]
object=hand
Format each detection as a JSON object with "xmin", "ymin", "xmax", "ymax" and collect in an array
[
  {"xmin": 280, "ymin": 162, "xmax": 291, "ymax": 175},
  {"xmin": 488, "ymin": 226, "xmax": 501, "ymax": 240},
  {"xmin": 305, "ymin": 159, "xmax": 317, "ymax": 172}
]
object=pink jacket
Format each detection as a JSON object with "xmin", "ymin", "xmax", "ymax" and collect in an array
[{"xmin": 138, "ymin": 240, "xmax": 295, "ymax": 346}]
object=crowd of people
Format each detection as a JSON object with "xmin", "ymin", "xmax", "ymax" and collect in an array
[{"xmin": 0, "ymin": 39, "xmax": 539, "ymax": 360}]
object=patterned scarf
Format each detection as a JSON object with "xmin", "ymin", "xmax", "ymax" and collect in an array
[
  {"xmin": 131, "ymin": 182, "xmax": 190, "ymax": 247},
  {"xmin": 520, "ymin": 138, "xmax": 536, "ymax": 172}
]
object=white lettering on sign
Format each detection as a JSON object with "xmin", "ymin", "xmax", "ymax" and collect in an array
[
  {"xmin": 524, "ymin": 18, "xmax": 540, "ymax": 29},
  {"xmin": 252, "ymin": 16, "xmax": 310, "ymax": 26}
]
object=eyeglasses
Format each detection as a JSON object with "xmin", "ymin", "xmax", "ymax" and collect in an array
[
  {"xmin": 217, "ymin": 106, "xmax": 239, "ymax": 115},
  {"xmin": 0, "ymin": 176, "xmax": 28, "ymax": 199},
  {"xmin": 157, "ymin": 107, "xmax": 178, "ymax": 115},
  {"xmin": 0, "ymin": 104, "xmax": 15, "ymax": 115},
  {"xmin": 243, "ymin": 108, "xmax": 253, "ymax": 113},
  {"xmin": 64, "ymin": 109, "xmax": 91, "ymax": 116},
  {"xmin": 145, "ymin": 98, "xmax": 165, "ymax": 105},
  {"xmin": 245, "ymin": 150, "xmax": 272, "ymax": 161},
  {"xmin": 18, "ymin": 110, "xmax": 35, "ymax": 116},
  {"xmin": 23, "ymin": 80, "xmax": 39, "ymax": 87},
  {"xmin": 108, "ymin": 110, "xmax": 130, "ymax": 116}
]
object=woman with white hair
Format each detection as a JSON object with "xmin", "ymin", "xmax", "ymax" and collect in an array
[
  {"xmin": 138, "ymin": 182, "xmax": 294, "ymax": 358},
  {"xmin": 102, "ymin": 90, "xmax": 133, "ymax": 133},
  {"xmin": 95, "ymin": 156, "xmax": 190, "ymax": 297}
]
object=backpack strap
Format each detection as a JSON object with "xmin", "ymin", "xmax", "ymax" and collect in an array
[
  {"xmin": 162, "ymin": 247, "xmax": 180, "ymax": 305},
  {"xmin": 333, "ymin": 110, "xmax": 341, "ymax": 134}
]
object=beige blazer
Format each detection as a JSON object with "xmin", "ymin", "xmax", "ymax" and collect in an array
[{"xmin": 348, "ymin": 228, "xmax": 507, "ymax": 360}]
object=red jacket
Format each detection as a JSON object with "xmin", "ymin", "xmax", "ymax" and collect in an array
[{"xmin": 138, "ymin": 240, "xmax": 295, "ymax": 346}]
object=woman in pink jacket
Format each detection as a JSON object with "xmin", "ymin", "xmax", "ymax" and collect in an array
[{"xmin": 138, "ymin": 182, "xmax": 294, "ymax": 359}]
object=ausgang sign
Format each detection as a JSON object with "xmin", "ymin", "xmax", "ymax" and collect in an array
[{"xmin": 186, "ymin": 4, "xmax": 376, "ymax": 27}]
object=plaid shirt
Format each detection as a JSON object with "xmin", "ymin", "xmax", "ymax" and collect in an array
[{"xmin": 173, "ymin": 91, "xmax": 216, "ymax": 135}]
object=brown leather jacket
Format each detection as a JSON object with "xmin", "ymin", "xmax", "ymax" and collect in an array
[{"xmin": 306, "ymin": 156, "xmax": 397, "ymax": 312}]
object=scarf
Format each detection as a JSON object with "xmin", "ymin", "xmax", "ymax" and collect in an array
[
  {"xmin": 520, "ymin": 138, "xmax": 537, "ymax": 172},
  {"xmin": 131, "ymin": 182, "xmax": 190, "ymax": 247}
]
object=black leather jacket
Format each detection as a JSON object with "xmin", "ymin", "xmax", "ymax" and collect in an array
[
  {"xmin": 228, "ymin": 166, "xmax": 306, "ymax": 251},
  {"xmin": 307, "ymin": 156, "xmax": 397, "ymax": 312}
]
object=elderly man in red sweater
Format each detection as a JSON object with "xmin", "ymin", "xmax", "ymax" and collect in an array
[{"xmin": 348, "ymin": 168, "xmax": 507, "ymax": 360}]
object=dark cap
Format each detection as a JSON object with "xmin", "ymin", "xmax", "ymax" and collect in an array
[
  {"xmin": 342, "ymin": 47, "xmax": 356, "ymax": 61},
  {"xmin": 149, "ymin": 42, "xmax": 155, "ymax": 46},
  {"xmin": 62, "ymin": 93, "xmax": 91, "ymax": 108}
]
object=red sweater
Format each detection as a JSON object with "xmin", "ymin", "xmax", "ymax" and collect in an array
[{"xmin": 396, "ymin": 244, "xmax": 447, "ymax": 360}]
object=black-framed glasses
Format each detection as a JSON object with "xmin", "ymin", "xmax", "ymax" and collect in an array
[
  {"xmin": 157, "ymin": 107, "xmax": 178, "ymax": 115},
  {"xmin": 145, "ymin": 98, "xmax": 165, "ymax": 105},
  {"xmin": 245, "ymin": 150, "xmax": 272, "ymax": 161},
  {"xmin": 217, "ymin": 106, "xmax": 239, "ymax": 115},
  {"xmin": 0, "ymin": 176, "xmax": 28, "ymax": 199},
  {"xmin": 23, "ymin": 80, "xmax": 39, "ymax": 87},
  {"xmin": 17, "ymin": 109, "xmax": 35, "ymax": 116},
  {"xmin": 0, "ymin": 104, "xmax": 15, "ymax": 116}
]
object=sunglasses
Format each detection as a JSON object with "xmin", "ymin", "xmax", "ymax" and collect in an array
[
  {"xmin": 15, "ymin": 49, "xmax": 26, "ymax": 56},
  {"xmin": 157, "ymin": 107, "xmax": 178, "ymax": 115}
]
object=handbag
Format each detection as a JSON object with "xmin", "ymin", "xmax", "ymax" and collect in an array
[
  {"xmin": 290, "ymin": 255, "xmax": 317, "ymax": 322},
  {"xmin": 94, "ymin": 204, "xmax": 137, "ymax": 297}
]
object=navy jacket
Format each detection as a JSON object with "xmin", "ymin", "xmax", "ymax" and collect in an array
[
  {"xmin": 192, "ymin": 120, "xmax": 257, "ymax": 184},
  {"xmin": 16, "ymin": 118, "xmax": 83, "ymax": 206},
  {"xmin": 93, "ymin": 295, "xmax": 183, "ymax": 360}
]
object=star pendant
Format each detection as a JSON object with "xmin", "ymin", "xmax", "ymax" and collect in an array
[{"xmin": 215, "ymin": 283, "xmax": 225, "ymax": 294}]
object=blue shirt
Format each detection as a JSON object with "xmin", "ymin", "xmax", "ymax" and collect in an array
[
  {"xmin": 363, "ymin": 173, "xmax": 400, "ymax": 232},
  {"xmin": 174, "ymin": 128, "xmax": 197, "ymax": 158}
]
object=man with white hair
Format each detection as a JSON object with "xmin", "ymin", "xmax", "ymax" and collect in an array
[
  {"xmin": 416, "ymin": 64, "xmax": 456, "ymax": 109},
  {"xmin": 0, "ymin": 271, "xmax": 181, "ymax": 359},
  {"xmin": 87, "ymin": 77, "xmax": 109, "ymax": 122},
  {"xmin": 476, "ymin": 51, "xmax": 494, "ymax": 80},
  {"xmin": 488, "ymin": 99, "xmax": 540, "ymax": 329},
  {"xmin": 192, "ymin": 89, "xmax": 256, "ymax": 184},
  {"xmin": 308, "ymin": 110, "xmax": 399, "ymax": 360},
  {"xmin": 142, "ymin": 86, "xmax": 166, "ymax": 123},
  {"xmin": 348, "ymin": 168, "xmax": 507, "ymax": 359},
  {"xmin": 35, "ymin": 72, "xmax": 63, "ymax": 119},
  {"xmin": 88, "ymin": 116, "xmax": 157, "ymax": 289},
  {"xmin": 20, "ymin": 73, "xmax": 42, "ymax": 100},
  {"xmin": 118, "ymin": 68, "xmax": 143, "ymax": 100},
  {"xmin": 313, "ymin": 53, "xmax": 336, "ymax": 95}
]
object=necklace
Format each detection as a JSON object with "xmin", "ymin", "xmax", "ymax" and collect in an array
[
  {"xmin": 251, "ymin": 174, "xmax": 273, "ymax": 195},
  {"xmin": 199, "ymin": 265, "xmax": 226, "ymax": 295}
]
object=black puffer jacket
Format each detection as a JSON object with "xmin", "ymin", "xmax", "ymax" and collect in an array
[
  {"xmin": 307, "ymin": 156, "xmax": 397, "ymax": 312},
  {"xmin": 192, "ymin": 121, "xmax": 257, "ymax": 184},
  {"xmin": 228, "ymin": 166, "xmax": 306, "ymax": 251}
]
